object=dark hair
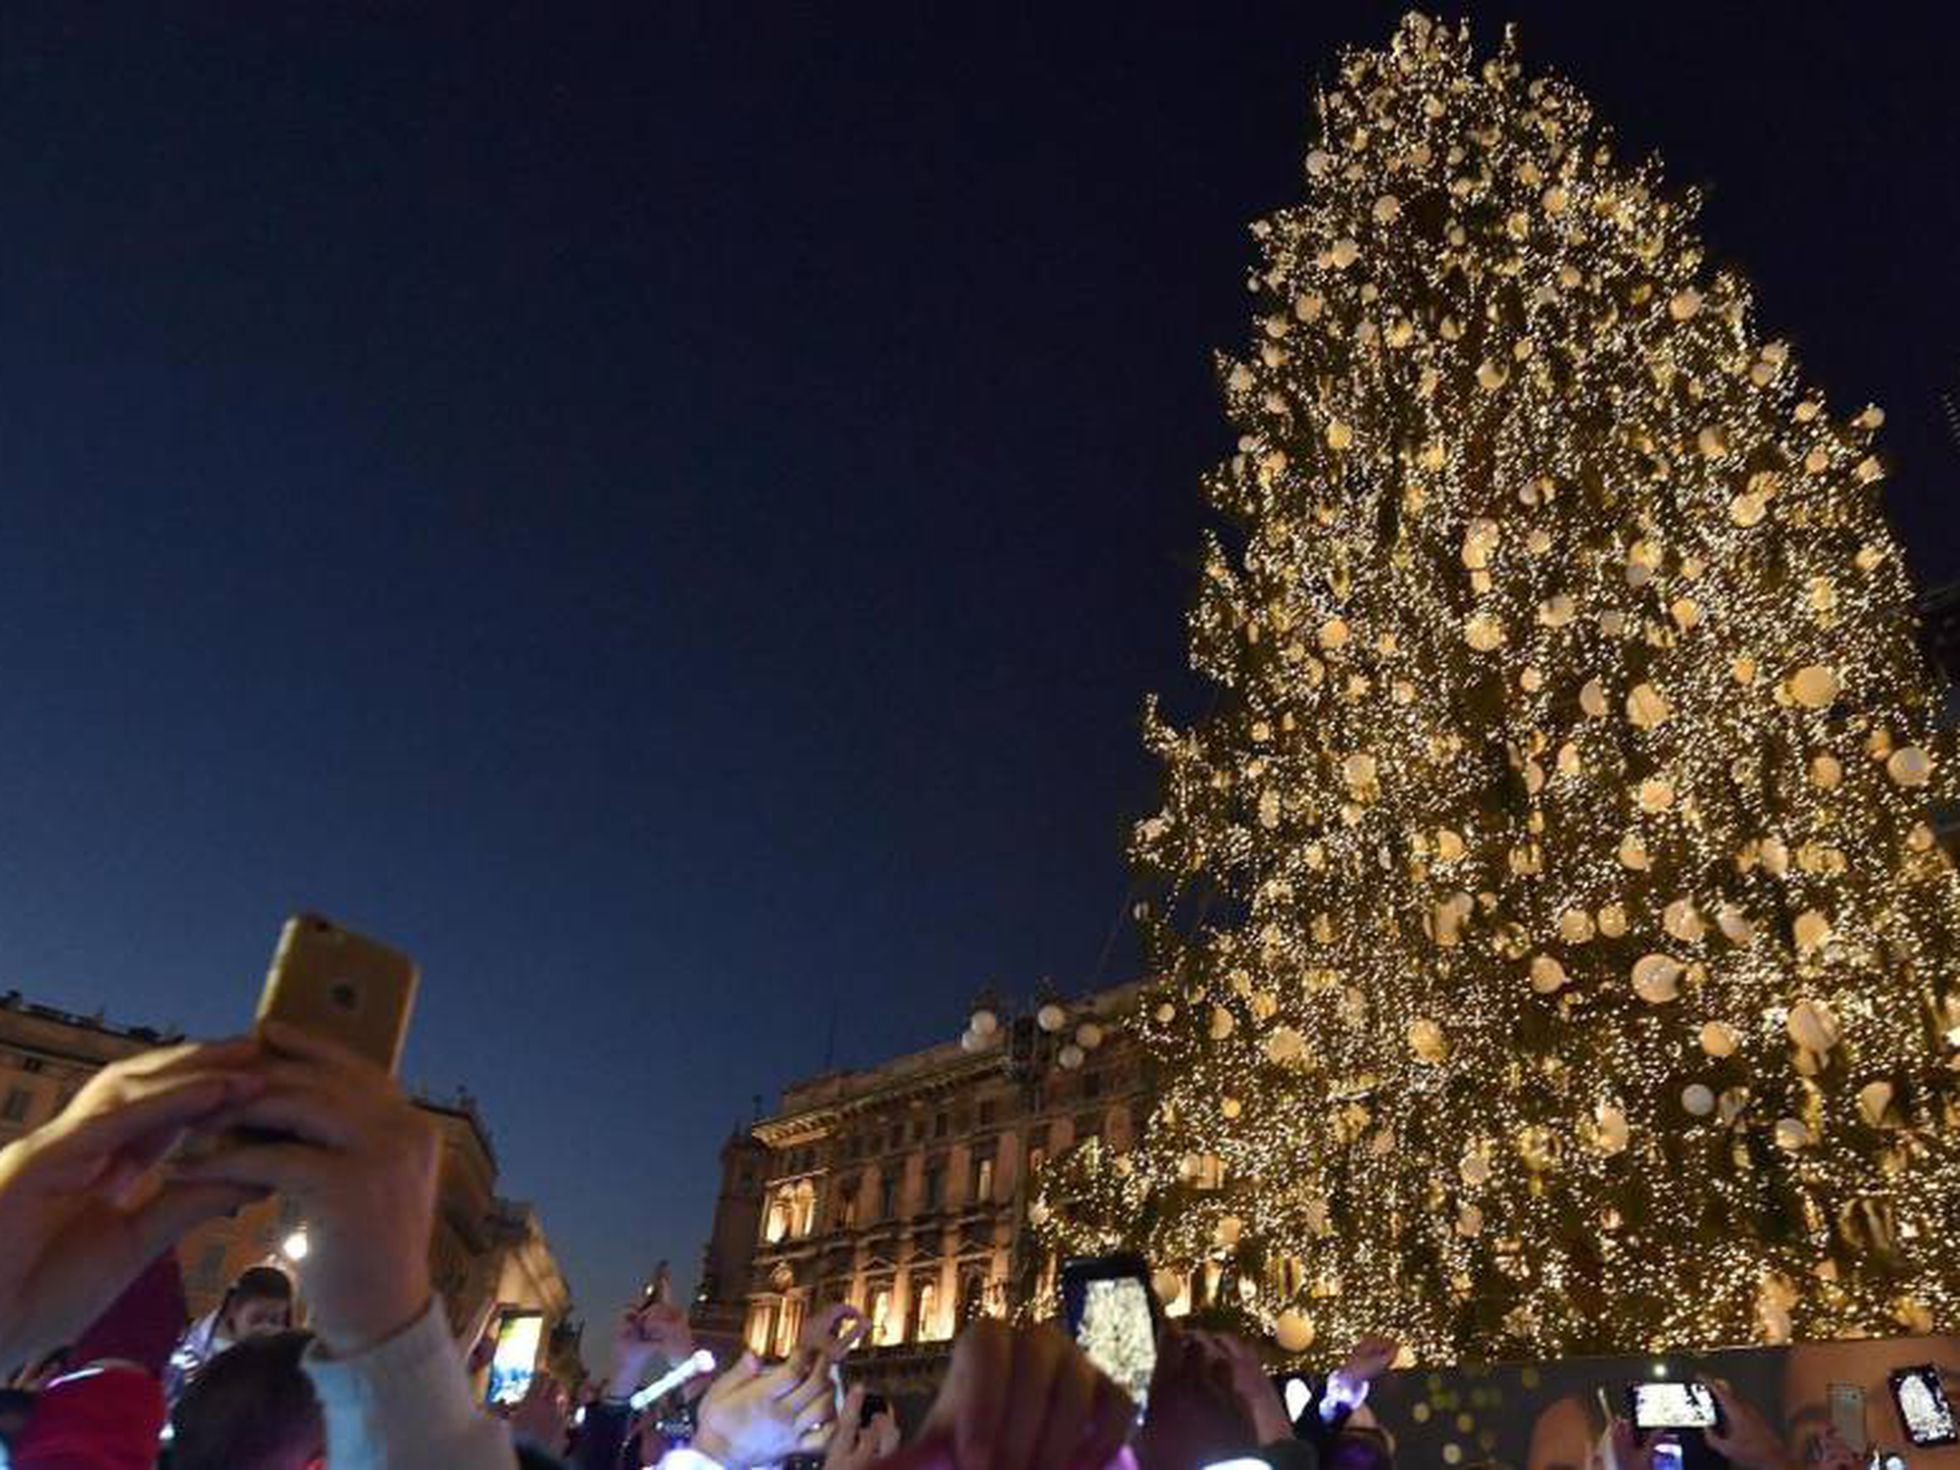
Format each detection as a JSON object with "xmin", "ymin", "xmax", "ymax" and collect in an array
[
  {"xmin": 1327, "ymin": 1425, "xmax": 1395, "ymax": 1470},
  {"xmin": 231, "ymin": 1265, "xmax": 297, "ymax": 1304},
  {"xmin": 169, "ymin": 1331, "xmax": 323, "ymax": 1470}
]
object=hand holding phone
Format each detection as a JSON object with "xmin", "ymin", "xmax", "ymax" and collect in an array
[{"xmin": 1629, "ymin": 1381, "xmax": 1723, "ymax": 1434}]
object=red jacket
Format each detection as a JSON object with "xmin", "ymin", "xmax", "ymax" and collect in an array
[{"xmin": 10, "ymin": 1365, "xmax": 165, "ymax": 1470}]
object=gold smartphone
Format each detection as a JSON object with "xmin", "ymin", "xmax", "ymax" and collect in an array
[{"xmin": 256, "ymin": 913, "xmax": 419, "ymax": 1074}]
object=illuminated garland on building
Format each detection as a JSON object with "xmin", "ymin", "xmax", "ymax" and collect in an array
[{"xmin": 1037, "ymin": 14, "xmax": 1960, "ymax": 1366}]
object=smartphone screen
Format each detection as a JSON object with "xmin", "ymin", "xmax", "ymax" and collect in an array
[
  {"xmin": 1061, "ymin": 1256, "xmax": 1159, "ymax": 1414},
  {"xmin": 1890, "ymin": 1366, "xmax": 1959, "ymax": 1448},
  {"xmin": 486, "ymin": 1311, "xmax": 544, "ymax": 1406},
  {"xmin": 1631, "ymin": 1381, "xmax": 1721, "ymax": 1431}
]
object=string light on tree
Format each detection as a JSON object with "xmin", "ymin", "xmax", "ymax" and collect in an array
[{"xmin": 1034, "ymin": 12, "xmax": 1960, "ymax": 1364}]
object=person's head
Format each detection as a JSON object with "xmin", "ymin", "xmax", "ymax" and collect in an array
[
  {"xmin": 220, "ymin": 1265, "xmax": 295, "ymax": 1341},
  {"xmin": 1327, "ymin": 1424, "xmax": 1396, "ymax": 1470},
  {"xmin": 169, "ymin": 1330, "xmax": 324, "ymax": 1470}
]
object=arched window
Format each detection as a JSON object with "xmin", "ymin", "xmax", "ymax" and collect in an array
[
  {"xmin": 791, "ymin": 1180, "xmax": 818, "ymax": 1238},
  {"xmin": 868, "ymin": 1283, "xmax": 894, "ymax": 1345},
  {"xmin": 909, "ymin": 1279, "xmax": 940, "ymax": 1342},
  {"xmin": 763, "ymin": 1189, "xmax": 792, "ymax": 1244}
]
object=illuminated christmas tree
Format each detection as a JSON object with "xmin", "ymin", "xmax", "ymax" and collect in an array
[{"xmin": 1039, "ymin": 14, "xmax": 1960, "ymax": 1364}]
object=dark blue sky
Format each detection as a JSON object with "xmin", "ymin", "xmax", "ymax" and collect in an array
[{"xmin": 1, "ymin": 3, "xmax": 1954, "ymax": 1327}]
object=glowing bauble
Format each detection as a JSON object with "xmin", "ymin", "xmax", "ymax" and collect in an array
[
  {"xmin": 1682, "ymin": 1083, "xmax": 1716, "ymax": 1117},
  {"xmin": 1459, "ymin": 1148, "xmax": 1491, "ymax": 1186},
  {"xmin": 1592, "ymin": 1104, "xmax": 1630, "ymax": 1155},
  {"xmin": 1626, "ymin": 683, "xmax": 1672, "ymax": 729},
  {"xmin": 1477, "ymin": 359, "xmax": 1509, "ymax": 390},
  {"xmin": 1580, "ymin": 679, "xmax": 1608, "ymax": 717},
  {"xmin": 960, "ymin": 1029, "xmax": 987, "ymax": 1053},
  {"xmin": 1790, "ymin": 665, "xmax": 1840, "ymax": 709},
  {"xmin": 1774, "ymin": 1117, "xmax": 1812, "ymax": 1151},
  {"xmin": 1456, "ymin": 1204, "xmax": 1484, "ymax": 1237},
  {"xmin": 1274, "ymin": 1311, "xmax": 1316, "ymax": 1353},
  {"xmin": 1858, "ymin": 1081, "xmax": 1895, "ymax": 1126},
  {"xmin": 1464, "ymin": 613, "xmax": 1505, "ymax": 651},
  {"xmin": 1220, "ymin": 1096, "xmax": 1242, "ymax": 1119},
  {"xmin": 1558, "ymin": 908, "xmax": 1595, "ymax": 943},
  {"xmin": 1408, "ymin": 1019, "xmax": 1449, "ymax": 1063},
  {"xmin": 1663, "ymin": 898, "xmax": 1705, "ymax": 943},
  {"xmin": 1811, "ymin": 754, "xmax": 1843, "ymax": 789},
  {"xmin": 1154, "ymin": 1002, "xmax": 1176, "ymax": 1024},
  {"xmin": 970, "ymin": 1008, "xmax": 1000, "ymax": 1037},
  {"xmin": 1631, "ymin": 954, "xmax": 1683, "ymax": 1003},
  {"xmin": 1373, "ymin": 193, "xmax": 1401, "ymax": 222},
  {"xmin": 1787, "ymin": 998, "xmax": 1841, "ymax": 1053},
  {"xmin": 1669, "ymin": 287, "xmax": 1703, "ymax": 320},
  {"xmin": 1265, "ymin": 1027, "xmax": 1307, "ymax": 1065},
  {"xmin": 1326, "ymin": 420, "xmax": 1354, "ymax": 450},
  {"xmin": 1638, "ymin": 778, "xmax": 1675, "ymax": 813},
  {"xmin": 1619, "ymin": 834, "xmax": 1650, "ymax": 869},
  {"xmin": 1215, "ymin": 1214, "xmax": 1244, "ymax": 1247},
  {"xmin": 1057, "ymin": 1043, "xmax": 1085, "ymax": 1070},
  {"xmin": 1435, "ymin": 828, "xmax": 1466, "ymax": 860},
  {"xmin": 1329, "ymin": 238, "xmax": 1360, "ymax": 269},
  {"xmin": 1792, "ymin": 910, "xmax": 1832, "ymax": 956},
  {"xmin": 1730, "ymin": 492, "xmax": 1768, "ymax": 527},
  {"xmin": 1717, "ymin": 905, "xmax": 1755, "ymax": 945},
  {"xmin": 1318, "ymin": 618, "xmax": 1351, "ymax": 650},
  {"xmin": 1701, "ymin": 1021, "xmax": 1738, "ymax": 1057},
  {"xmin": 1598, "ymin": 904, "xmax": 1629, "ymax": 938},
  {"xmin": 1075, "ymin": 1021, "xmax": 1105, "ymax": 1050},
  {"xmin": 1343, "ymin": 752, "xmax": 1379, "ymax": 795},
  {"xmin": 1887, "ymin": 746, "xmax": 1933, "ymax": 787},
  {"xmin": 1209, "ymin": 1006, "xmax": 1236, "ymax": 1040},
  {"xmin": 1529, "ymin": 955, "xmax": 1567, "ymax": 993},
  {"xmin": 1037, "ymin": 1002, "xmax": 1068, "ymax": 1033}
]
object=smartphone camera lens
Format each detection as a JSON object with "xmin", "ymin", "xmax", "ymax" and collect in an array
[{"xmin": 329, "ymin": 981, "xmax": 359, "ymax": 1012}]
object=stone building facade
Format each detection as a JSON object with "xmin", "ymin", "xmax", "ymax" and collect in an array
[{"xmin": 695, "ymin": 983, "xmax": 1149, "ymax": 1395}]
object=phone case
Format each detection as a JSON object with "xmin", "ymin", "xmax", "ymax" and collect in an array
[{"xmin": 256, "ymin": 913, "xmax": 419, "ymax": 1073}]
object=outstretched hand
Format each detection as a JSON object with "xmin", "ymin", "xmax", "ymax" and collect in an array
[
  {"xmin": 1136, "ymin": 1326, "xmax": 1290, "ymax": 1470},
  {"xmin": 912, "ymin": 1319, "xmax": 1134, "ymax": 1470},
  {"xmin": 0, "ymin": 1038, "xmax": 266, "ymax": 1367},
  {"xmin": 824, "ymin": 1384, "xmax": 901, "ymax": 1470},
  {"xmin": 693, "ymin": 1350, "xmax": 838, "ymax": 1469}
]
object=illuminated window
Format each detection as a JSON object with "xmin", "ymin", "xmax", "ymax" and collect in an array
[
  {"xmin": 911, "ymin": 1279, "xmax": 941, "ymax": 1342},
  {"xmin": 763, "ymin": 1190, "xmax": 792, "ymax": 1244},
  {"xmin": 869, "ymin": 1285, "xmax": 894, "ymax": 1345},
  {"xmin": 974, "ymin": 1156, "xmax": 995, "ymax": 1204}
]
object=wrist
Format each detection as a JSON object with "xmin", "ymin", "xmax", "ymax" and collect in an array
[{"xmin": 313, "ymin": 1286, "xmax": 433, "ymax": 1358}]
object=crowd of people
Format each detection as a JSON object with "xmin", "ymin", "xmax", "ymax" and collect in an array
[{"xmin": 0, "ymin": 1026, "xmax": 1839, "ymax": 1469}]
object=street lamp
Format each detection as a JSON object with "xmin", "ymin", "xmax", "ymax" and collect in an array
[{"xmin": 281, "ymin": 1228, "xmax": 310, "ymax": 1262}]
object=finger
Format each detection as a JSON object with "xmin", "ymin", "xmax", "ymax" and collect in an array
[
  {"xmin": 836, "ymin": 1386, "xmax": 866, "ymax": 1447},
  {"xmin": 1074, "ymin": 1373, "xmax": 1135, "ymax": 1470},
  {"xmin": 170, "ymin": 1140, "xmax": 323, "ymax": 1196},
  {"xmin": 131, "ymin": 1180, "xmax": 268, "ymax": 1260},
  {"xmin": 782, "ymin": 1358, "xmax": 835, "ymax": 1417},
  {"xmin": 1033, "ymin": 1348, "xmax": 1095, "ymax": 1470},
  {"xmin": 793, "ymin": 1382, "xmax": 836, "ymax": 1433},
  {"xmin": 196, "ymin": 1085, "xmax": 363, "ymax": 1149},
  {"xmin": 950, "ymin": 1324, "xmax": 1013, "ymax": 1470},
  {"xmin": 995, "ymin": 1326, "xmax": 1068, "ymax": 1470},
  {"xmin": 258, "ymin": 1019, "xmax": 395, "ymax": 1079},
  {"xmin": 28, "ymin": 1074, "xmax": 254, "ymax": 1184}
]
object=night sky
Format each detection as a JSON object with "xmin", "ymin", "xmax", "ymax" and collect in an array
[{"xmin": 1, "ymin": 3, "xmax": 1954, "ymax": 1328}]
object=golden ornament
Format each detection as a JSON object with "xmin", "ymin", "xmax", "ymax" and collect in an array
[
  {"xmin": 1663, "ymin": 897, "xmax": 1705, "ymax": 943},
  {"xmin": 1598, "ymin": 903, "xmax": 1629, "ymax": 938},
  {"xmin": 1638, "ymin": 778, "xmax": 1675, "ymax": 813},
  {"xmin": 1792, "ymin": 910, "xmax": 1832, "ymax": 957},
  {"xmin": 1682, "ymin": 1083, "xmax": 1716, "ymax": 1117},
  {"xmin": 1774, "ymin": 1117, "xmax": 1812, "ymax": 1151},
  {"xmin": 1274, "ymin": 1310, "xmax": 1316, "ymax": 1353},
  {"xmin": 1857, "ymin": 1081, "xmax": 1895, "ymax": 1127},
  {"xmin": 1210, "ymin": 1005, "xmax": 1237, "ymax": 1040},
  {"xmin": 1407, "ymin": 1018, "xmax": 1449, "ymax": 1063},
  {"xmin": 1810, "ymin": 754, "xmax": 1843, "ymax": 789},
  {"xmin": 1700, "ymin": 1021, "xmax": 1738, "ymax": 1057},
  {"xmin": 1528, "ymin": 954, "xmax": 1567, "ymax": 993},
  {"xmin": 1790, "ymin": 664, "xmax": 1840, "ymax": 709},
  {"xmin": 1464, "ymin": 613, "xmax": 1505, "ymax": 651},
  {"xmin": 1373, "ymin": 193, "xmax": 1401, "ymax": 223},
  {"xmin": 1476, "ymin": 359, "xmax": 1509, "ymax": 390},
  {"xmin": 1329, "ymin": 238, "xmax": 1360, "ymax": 269},
  {"xmin": 1591, "ymin": 1103, "xmax": 1630, "ymax": 1155},
  {"xmin": 1626, "ymin": 683, "xmax": 1671, "ymax": 729},
  {"xmin": 1886, "ymin": 746, "xmax": 1932, "ymax": 787},
  {"xmin": 1579, "ymin": 679, "xmax": 1608, "ymax": 718},
  {"xmin": 1326, "ymin": 420, "xmax": 1354, "ymax": 450},
  {"xmin": 1716, "ymin": 905, "xmax": 1756, "ymax": 946},
  {"xmin": 1786, "ymin": 997, "xmax": 1840, "ymax": 1052},
  {"xmin": 1631, "ymin": 953, "xmax": 1683, "ymax": 1003},
  {"xmin": 1668, "ymin": 287, "xmax": 1703, "ymax": 320},
  {"xmin": 1318, "ymin": 618, "xmax": 1351, "ymax": 650},
  {"xmin": 1264, "ymin": 1027, "xmax": 1307, "ymax": 1065}
]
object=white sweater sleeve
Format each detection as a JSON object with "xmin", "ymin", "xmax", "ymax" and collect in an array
[{"xmin": 302, "ymin": 1300, "xmax": 518, "ymax": 1470}]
